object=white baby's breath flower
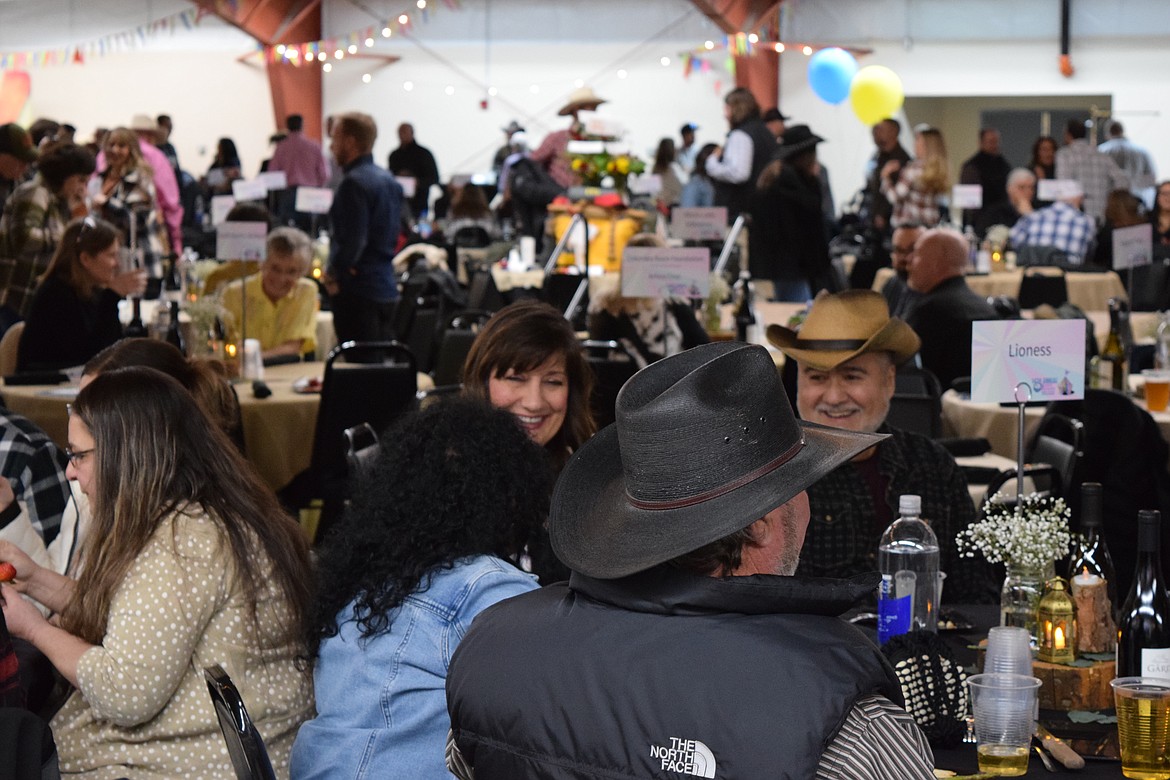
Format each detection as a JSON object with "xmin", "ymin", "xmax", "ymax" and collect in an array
[{"xmin": 957, "ymin": 492, "xmax": 1072, "ymax": 568}]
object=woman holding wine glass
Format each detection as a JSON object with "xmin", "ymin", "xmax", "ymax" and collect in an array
[{"xmin": 90, "ymin": 127, "xmax": 168, "ymax": 278}]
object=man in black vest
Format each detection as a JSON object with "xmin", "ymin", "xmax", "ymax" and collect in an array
[
  {"xmin": 705, "ymin": 87, "xmax": 776, "ymax": 221},
  {"xmin": 446, "ymin": 342, "xmax": 935, "ymax": 779}
]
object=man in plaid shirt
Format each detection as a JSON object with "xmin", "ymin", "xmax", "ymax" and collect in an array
[
  {"xmin": 1055, "ymin": 117, "xmax": 1128, "ymax": 223},
  {"xmin": 0, "ymin": 408, "xmax": 70, "ymax": 549},
  {"xmin": 1008, "ymin": 192, "xmax": 1096, "ymax": 265}
]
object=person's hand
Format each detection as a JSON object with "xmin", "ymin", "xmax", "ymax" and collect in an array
[
  {"xmin": 0, "ymin": 477, "xmax": 14, "ymax": 513},
  {"xmin": 90, "ymin": 193, "xmax": 107, "ymax": 209},
  {"xmin": 1011, "ymin": 192, "xmax": 1035, "ymax": 217},
  {"xmin": 0, "ymin": 541, "xmax": 39, "ymax": 590},
  {"xmin": 0, "ymin": 583, "xmax": 49, "ymax": 640},
  {"xmin": 322, "ymin": 272, "xmax": 339, "ymax": 297},
  {"xmin": 881, "ymin": 159, "xmax": 902, "ymax": 180},
  {"xmin": 109, "ymin": 269, "xmax": 148, "ymax": 298}
]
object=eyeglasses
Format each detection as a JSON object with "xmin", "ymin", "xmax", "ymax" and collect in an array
[{"xmin": 64, "ymin": 447, "xmax": 94, "ymax": 466}]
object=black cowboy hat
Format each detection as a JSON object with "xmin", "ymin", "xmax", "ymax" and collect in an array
[
  {"xmin": 550, "ymin": 342, "xmax": 884, "ymax": 579},
  {"xmin": 776, "ymin": 124, "xmax": 825, "ymax": 160}
]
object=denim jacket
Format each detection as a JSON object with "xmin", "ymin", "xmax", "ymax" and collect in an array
[{"xmin": 290, "ymin": 555, "xmax": 538, "ymax": 779}]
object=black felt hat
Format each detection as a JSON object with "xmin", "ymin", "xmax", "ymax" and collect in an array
[
  {"xmin": 776, "ymin": 125, "xmax": 825, "ymax": 160},
  {"xmin": 550, "ymin": 342, "xmax": 885, "ymax": 579}
]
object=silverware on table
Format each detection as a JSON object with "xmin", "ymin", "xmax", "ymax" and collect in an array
[{"xmin": 1032, "ymin": 742, "xmax": 1057, "ymax": 772}]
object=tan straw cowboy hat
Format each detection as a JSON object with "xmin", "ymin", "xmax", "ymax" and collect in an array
[
  {"xmin": 558, "ymin": 87, "xmax": 607, "ymax": 116},
  {"xmin": 767, "ymin": 289, "xmax": 920, "ymax": 371}
]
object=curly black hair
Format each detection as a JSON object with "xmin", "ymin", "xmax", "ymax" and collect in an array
[{"xmin": 307, "ymin": 397, "xmax": 553, "ymax": 657}]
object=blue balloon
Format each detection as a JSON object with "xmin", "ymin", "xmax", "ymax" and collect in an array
[{"xmin": 808, "ymin": 48, "xmax": 859, "ymax": 105}]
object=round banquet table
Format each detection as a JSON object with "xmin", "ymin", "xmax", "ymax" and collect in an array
[{"xmin": 1, "ymin": 361, "xmax": 433, "ymax": 491}]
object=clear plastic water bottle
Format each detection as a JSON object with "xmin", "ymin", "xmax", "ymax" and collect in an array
[{"xmin": 877, "ymin": 495, "xmax": 941, "ymax": 643}]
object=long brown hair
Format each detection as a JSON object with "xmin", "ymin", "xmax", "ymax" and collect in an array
[
  {"xmin": 916, "ymin": 127, "xmax": 950, "ymax": 195},
  {"xmin": 42, "ymin": 217, "xmax": 119, "ymax": 300},
  {"xmin": 59, "ymin": 368, "xmax": 312, "ymax": 645},
  {"xmin": 462, "ymin": 300, "xmax": 596, "ymax": 469},
  {"xmin": 102, "ymin": 127, "xmax": 152, "ymax": 180}
]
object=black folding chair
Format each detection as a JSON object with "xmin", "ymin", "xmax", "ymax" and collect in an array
[
  {"xmin": 888, "ymin": 365, "xmax": 943, "ymax": 438},
  {"xmin": 343, "ymin": 422, "xmax": 381, "ymax": 480},
  {"xmin": 1018, "ymin": 268, "xmax": 1069, "ymax": 309},
  {"xmin": 582, "ymin": 339, "xmax": 639, "ymax": 430},
  {"xmin": 1026, "ymin": 413, "xmax": 1084, "ymax": 500},
  {"xmin": 204, "ymin": 665, "xmax": 276, "ymax": 780}
]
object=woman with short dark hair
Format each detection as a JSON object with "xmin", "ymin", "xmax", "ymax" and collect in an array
[{"xmin": 291, "ymin": 398, "xmax": 550, "ymax": 779}]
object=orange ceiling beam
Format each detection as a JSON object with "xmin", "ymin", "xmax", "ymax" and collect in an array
[
  {"xmin": 189, "ymin": 0, "xmax": 325, "ymax": 141},
  {"xmin": 689, "ymin": 0, "xmax": 783, "ymax": 112}
]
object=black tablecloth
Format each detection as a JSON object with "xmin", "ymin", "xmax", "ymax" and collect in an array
[{"xmin": 929, "ymin": 605, "xmax": 1123, "ymax": 778}]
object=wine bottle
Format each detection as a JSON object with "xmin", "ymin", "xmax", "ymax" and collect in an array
[
  {"xmin": 1116, "ymin": 509, "xmax": 1170, "ymax": 678},
  {"xmin": 165, "ymin": 301, "xmax": 185, "ymax": 356},
  {"xmin": 1095, "ymin": 297, "xmax": 1128, "ymax": 391},
  {"xmin": 1067, "ymin": 483, "xmax": 1119, "ymax": 612},
  {"xmin": 124, "ymin": 297, "xmax": 148, "ymax": 339},
  {"xmin": 733, "ymin": 270, "xmax": 757, "ymax": 343}
]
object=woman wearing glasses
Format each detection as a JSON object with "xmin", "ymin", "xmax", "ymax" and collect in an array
[
  {"xmin": 17, "ymin": 217, "xmax": 146, "ymax": 372},
  {"xmin": 0, "ymin": 367, "xmax": 314, "ymax": 777}
]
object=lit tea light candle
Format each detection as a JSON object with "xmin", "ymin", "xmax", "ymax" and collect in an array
[
  {"xmin": 1054, "ymin": 625, "xmax": 1066, "ymax": 649},
  {"xmin": 1071, "ymin": 568, "xmax": 1115, "ymax": 653}
]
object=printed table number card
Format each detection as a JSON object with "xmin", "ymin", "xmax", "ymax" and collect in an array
[
  {"xmin": 952, "ymin": 184, "xmax": 983, "ymax": 210},
  {"xmin": 294, "ymin": 187, "xmax": 334, "ymax": 215},
  {"xmin": 216, "ymin": 221, "xmax": 268, "ymax": 261},
  {"xmin": 620, "ymin": 247, "xmax": 710, "ymax": 299},
  {"xmin": 1112, "ymin": 222, "xmax": 1153, "ymax": 270},
  {"xmin": 671, "ymin": 207, "xmax": 728, "ymax": 241},
  {"xmin": 971, "ymin": 319, "xmax": 1086, "ymax": 403}
]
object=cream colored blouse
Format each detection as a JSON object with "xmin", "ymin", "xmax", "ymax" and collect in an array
[{"xmin": 50, "ymin": 509, "xmax": 313, "ymax": 779}]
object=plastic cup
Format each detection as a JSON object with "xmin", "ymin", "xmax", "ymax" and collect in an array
[
  {"xmin": 968, "ymin": 673, "xmax": 1042, "ymax": 777},
  {"xmin": 1111, "ymin": 677, "xmax": 1170, "ymax": 779},
  {"xmin": 1143, "ymin": 370, "xmax": 1170, "ymax": 413},
  {"xmin": 985, "ymin": 626, "xmax": 1033, "ymax": 677}
]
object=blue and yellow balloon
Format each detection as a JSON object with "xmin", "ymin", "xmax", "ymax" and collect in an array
[
  {"xmin": 849, "ymin": 65, "xmax": 905, "ymax": 126},
  {"xmin": 807, "ymin": 48, "xmax": 858, "ymax": 105}
]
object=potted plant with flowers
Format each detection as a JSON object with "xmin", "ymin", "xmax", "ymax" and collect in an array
[{"xmin": 957, "ymin": 492, "xmax": 1073, "ymax": 642}]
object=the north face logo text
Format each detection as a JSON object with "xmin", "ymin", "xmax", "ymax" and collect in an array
[{"xmin": 649, "ymin": 737, "xmax": 717, "ymax": 778}]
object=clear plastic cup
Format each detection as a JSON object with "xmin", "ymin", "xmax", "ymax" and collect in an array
[
  {"xmin": 968, "ymin": 673, "xmax": 1042, "ymax": 777},
  {"xmin": 986, "ymin": 626, "xmax": 1033, "ymax": 677},
  {"xmin": 1111, "ymin": 677, "xmax": 1170, "ymax": 779}
]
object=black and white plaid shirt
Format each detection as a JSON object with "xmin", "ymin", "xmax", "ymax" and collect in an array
[{"xmin": 0, "ymin": 407, "xmax": 71, "ymax": 546}]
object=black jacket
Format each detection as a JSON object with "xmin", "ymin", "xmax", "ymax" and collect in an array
[
  {"xmin": 905, "ymin": 276, "xmax": 999, "ymax": 390},
  {"xmin": 749, "ymin": 163, "xmax": 830, "ymax": 287},
  {"xmin": 448, "ymin": 566, "xmax": 902, "ymax": 779}
]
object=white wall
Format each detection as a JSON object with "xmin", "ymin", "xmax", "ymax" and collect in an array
[
  {"xmin": 322, "ymin": 40, "xmax": 734, "ymax": 177},
  {"xmin": 779, "ymin": 37, "xmax": 1170, "ymax": 215},
  {"xmin": 18, "ymin": 49, "xmax": 277, "ymax": 180}
]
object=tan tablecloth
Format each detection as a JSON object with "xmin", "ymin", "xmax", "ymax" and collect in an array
[
  {"xmin": 1, "ymin": 361, "xmax": 432, "ymax": 491},
  {"xmin": 872, "ymin": 268, "xmax": 1128, "ymax": 313}
]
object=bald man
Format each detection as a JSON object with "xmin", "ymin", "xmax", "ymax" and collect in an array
[{"xmin": 904, "ymin": 228, "xmax": 999, "ymax": 389}]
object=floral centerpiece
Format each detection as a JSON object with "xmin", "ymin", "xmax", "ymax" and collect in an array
[
  {"xmin": 957, "ymin": 492, "xmax": 1073, "ymax": 641},
  {"xmin": 566, "ymin": 121, "xmax": 646, "ymax": 193}
]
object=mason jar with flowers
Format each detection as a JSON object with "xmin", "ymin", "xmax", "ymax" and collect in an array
[{"xmin": 957, "ymin": 492, "xmax": 1073, "ymax": 643}]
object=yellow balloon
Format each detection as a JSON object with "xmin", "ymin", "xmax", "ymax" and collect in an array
[{"xmin": 849, "ymin": 65, "xmax": 905, "ymax": 126}]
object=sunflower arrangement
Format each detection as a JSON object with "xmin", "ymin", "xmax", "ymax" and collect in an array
[{"xmin": 568, "ymin": 147, "xmax": 646, "ymax": 191}]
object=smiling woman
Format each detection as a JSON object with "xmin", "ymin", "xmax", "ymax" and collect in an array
[{"xmin": 17, "ymin": 216, "xmax": 146, "ymax": 372}]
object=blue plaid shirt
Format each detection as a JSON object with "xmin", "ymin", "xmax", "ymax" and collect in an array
[{"xmin": 1009, "ymin": 201, "xmax": 1096, "ymax": 264}]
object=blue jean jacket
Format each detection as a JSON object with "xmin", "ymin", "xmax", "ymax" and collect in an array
[{"xmin": 289, "ymin": 555, "xmax": 538, "ymax": 779}]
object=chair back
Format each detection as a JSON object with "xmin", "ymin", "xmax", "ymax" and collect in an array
[
  {"xmin": 431, "ymin": 310, "xmax": 492, "ymax": 386},
  {"xmin": 203, "ymin": 261, "xmax": 262, "ymax": 296},
  {"xmin": 888, "ymin": 365, "xmax": 943, "ymax": 438},
  {"xmin": 451, "ymin": 225, "xmax": 492, "ymax": 248},
  {"xmin": 1018, "ymin": 267, "xmax": 1069, "ymax": 309},
  {"xmin": 311, "ymin": 342, "xmax": 417, "ymax": 481},
  {"xmin": 979, "ymin": 464, "xmax": 1063, "ymax": 518},
  {"xmin": 0, "ymin": 322, "xmax": 24, "ymax": 377},
  {"xmin": 1126, "ymin": 261, "xmax": 1170, "ymax": 311},
  {"xmin": 1015, "ymin": 245, "xmax": 1069, "ymax": 268},
  {"xmin": 1035, "ymin": 389, "xmax": 1170, "ymax": 595},
  {"xmin": 343, "ymin": 422, "xmax": 380, "ymax": 479},
  {"xmin": 1026, "ymin": 413, "xmax": 1084, "ymax": 499},
  {"xmin": 582, "ymin": 339, "xmax": 638, "ymax": 430},
  {"xmin": 467, "ymin": 270, "xmax": 505, "ymax": 312},
  {"xmin": 203, "ymin": 665, "xmax": 276, "ymax": 780}
]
